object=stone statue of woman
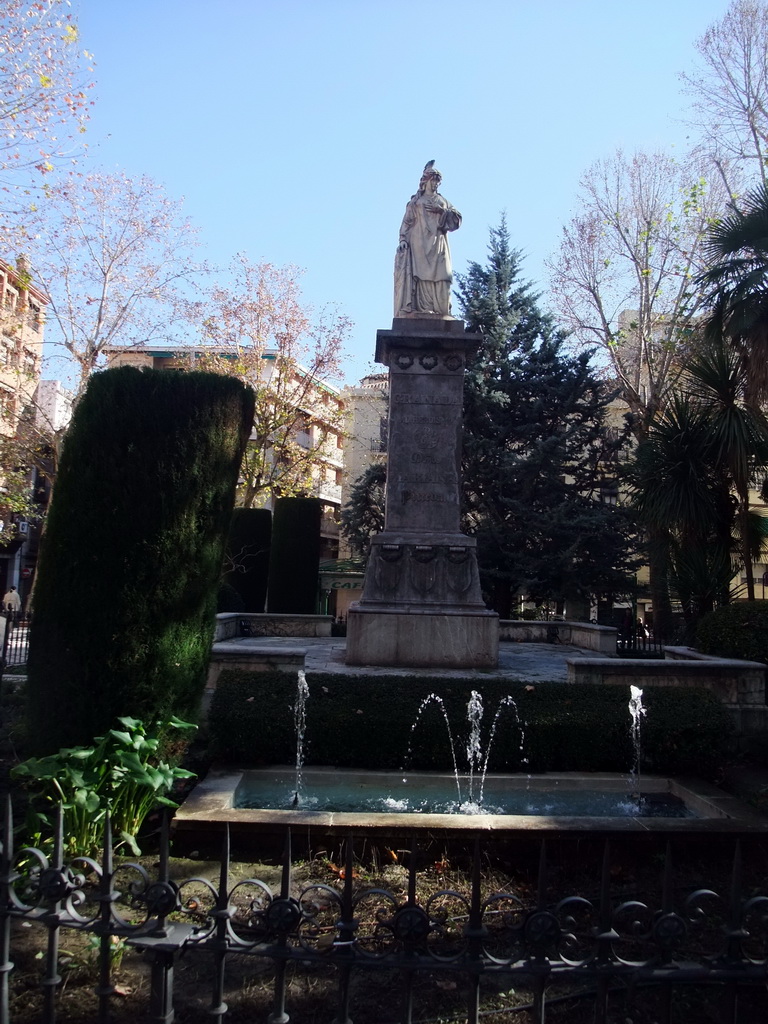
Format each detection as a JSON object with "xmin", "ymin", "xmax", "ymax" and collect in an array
[{"xmin": 394, "ymin": 161, "xmax": 461, "ymax": 318}]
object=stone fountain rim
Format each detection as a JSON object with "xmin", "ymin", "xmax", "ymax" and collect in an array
[{"xmin": 173, "ymin": 766, "xmax": 768, "ymax": 836}]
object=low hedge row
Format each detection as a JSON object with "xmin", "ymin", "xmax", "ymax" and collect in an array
[
  {"xmin": 696, "ymin": 602, "xmax": 768, "ymax": 664},
  {"xmin": 208, "ymin": 672, "xmax": 732, "ymax": 779}
]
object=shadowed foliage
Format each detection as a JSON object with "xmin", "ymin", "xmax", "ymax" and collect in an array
[
  {"xmin": 699, "ymin": 182, "xmax": 768, "ymax": 406},
  {"xmin": 209, "ymin": 671, "xmax": 731, "ymax": 779},
  {"xmin": 26, "ymin": 367, "xmax": 254, "ymax": 754},
  {"xmin": 223, "ymin": 508, "xmax": 272, "ymax": 612},
  {"xmin": 266, "ymin": 497, "xmax": 321, "ymax": 614}
]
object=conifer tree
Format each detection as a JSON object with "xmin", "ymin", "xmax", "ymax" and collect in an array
[
  {"xmin": 456, "ymin": 218, "xmax": 638, "ymax": 618},
  {"xmin": 267, "ymin": 497, "xmax": 322, "ymax": 614},
  {"xmin": 340, "ymin": 462, "xmax": 386, "ymax": 557}
]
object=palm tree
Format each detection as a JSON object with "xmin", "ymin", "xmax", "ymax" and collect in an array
[
  {"xmin": 632, "ymin": 337, "xmax": 768, "ymax": 630},
  {"xmin": 698, "ymin": 182, "xmax": 768, "ymax": 407},
  {"xmin": 685, "ymin": 338, "xmax": 768, "ymax": 600},
  {"xmin": 632, "ymin": 392, "xmax": 734, "ymax": 634}
]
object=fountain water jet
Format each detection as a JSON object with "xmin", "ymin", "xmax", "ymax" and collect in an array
[
  {"xmin": 292, "ymin": 670, "xmax": 309, "ymax": 806},
  {"xmin": 407, "ymin": 689, "xmax": 526, "ymax": 813},
  {"xmin": 628, "ymin": 684, "xmax": 646, "ymax": 803},
  {"xmin": 406, "ymin": 694, "xmax": 462, "ymax": 806}
]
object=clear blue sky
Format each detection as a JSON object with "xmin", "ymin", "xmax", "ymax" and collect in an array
[{"xmin": 74, "ymin": 0, "xmax": 729, "ymax": 385}]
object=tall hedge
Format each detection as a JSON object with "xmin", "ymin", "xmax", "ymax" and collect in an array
[
  {"xmin": 223, "ymin": 508, "xmax": 272, "ymax": 612},
  {"xmin": 26, "ymin": 367, "xmax": 255, "ymax": 753},
  {"xmin": 267, "ymin": 497, "xmax": 321, "ymax": 614}
]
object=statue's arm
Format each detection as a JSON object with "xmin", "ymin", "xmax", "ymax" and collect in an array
[
  {"xmin": 398, "ymin": 200, "xmax": 416, "ymax": 249},
  {"xmin": 439, "ymin": 204, "xmax": 461, "ymax": 234}
]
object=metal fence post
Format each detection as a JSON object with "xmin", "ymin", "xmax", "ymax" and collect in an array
[
  {"xmin": 331, "ymin": 834, "xmax": 356, "ymax": 1024},
  {"xmin": 0, "ymin": 796, "xmax": 15, "ymax": 1024},
  {"xmin": 464, "ymin": 837, "xmax": 485, "ymax": 1024}
]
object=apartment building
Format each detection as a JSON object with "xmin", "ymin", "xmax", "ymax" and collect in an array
[
  {"xmin": 0, "ymin": 256, "xmax": 45, "ymax": 435},
  {"xmin": 0, "ymin": 256, "xmax": 49, "ymax": 600}
]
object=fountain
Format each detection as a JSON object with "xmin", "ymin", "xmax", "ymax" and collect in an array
[
  {"xmin": 177, "ymin": 673, "xmax": 759, "ymax": 835},
  {"xmin": 405, "ymin": 690, "xmax": 527, "ymax": 811},
  {"xmin": 176, "ymin": 166, "xmax": 763, "ymax": 839},
  {"xmin": 232, "ymin": 679, "xmax": 686, "ymax": 819},
  {"xmin": 628, "ymin": 684, "xmax": 646, "ymax": 803}
]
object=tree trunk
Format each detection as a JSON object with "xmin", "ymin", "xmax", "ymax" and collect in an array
[
  {"xmin": 739, "ymin": 496, "xmax": 756, "ymax": 600},
  {"xmin": 647, "ymin": 526, "xmax": 674, "ymax": 641},
  {"xmin": 493, "ymin": 582, "xmax": 512, "ymax": 620}
]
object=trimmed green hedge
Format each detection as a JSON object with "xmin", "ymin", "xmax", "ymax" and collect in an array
[
  {"xmin": 27, "ymin": 367, "xmax": 255, "ymax": 754},
  {"xmin": 208, "ymin": 672, "xmax": 731, "ymax": 778},
  {"xmin": 223, "ymin": 508, "xmax": 272, "ymax": 612},
  {"xmin": 696, "ymin": 602, "xmax": 768, "ymax": 664},
  {"xmin": 217, "ymin": 582, "xmax": 245, "ymax": 613},
  {"xmin": 267, "ymin": 498, "xmax": 321, "ymax": 614}
]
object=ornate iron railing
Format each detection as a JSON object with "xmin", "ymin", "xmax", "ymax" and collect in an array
[{"xmin": 2, "ymin": 795, "xmax": 768, "ymax": 1023}]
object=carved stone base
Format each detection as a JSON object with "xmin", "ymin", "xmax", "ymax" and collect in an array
[
  {"xmin": 345, "ymin": 606, "xmax": 499, "ymax": 669},
  {"xmin": 358, "ymin": 532, "xmax": 487, "ymax": 608}
]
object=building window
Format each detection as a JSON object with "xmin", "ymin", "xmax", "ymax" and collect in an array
[{"xmin": 28, "ymin": 301, "xmax": 41, "ymax": 332}]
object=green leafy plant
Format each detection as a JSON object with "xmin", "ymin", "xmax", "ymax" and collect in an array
[
  {"xmin": 37, "ymin": 934, "xmax": 127, "ymax": 980},
  {"xmin": 696, "ymin": 602, "xmax": 768, "ymax": 664},
  {"xmin": 12, "ymin": 715, "xmax": 197, "ymax": 857}
]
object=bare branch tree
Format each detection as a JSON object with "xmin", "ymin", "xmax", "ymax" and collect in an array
[
  {"xmin": 547, "ymin": 149, "xmax": 730, "ymax": 439},
  {"xmin": 0, "ymin": 0, "xmax": 94, "ymax": 232},
  {"xmin": 681, "ymin": 0, "xmax": 768, "ymax": 193},
  {"xmin": 195, "ymin": 255, "xmax": 350, "ymax": 508},
  {"xmin": 25, "ymin": 170, "xmax": 204, "ymax": 397}
]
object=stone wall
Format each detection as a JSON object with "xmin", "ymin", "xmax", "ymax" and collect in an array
[
  {"xmin": 567, "ymin": 656, "xmax": 766, "ymax": 707},
  {"xmin": 500, "ymin": 620, "xmax": 617, "ymax": 654},
  {"xmin": 206, "ymin": 644, "xmax": 305, "ymax": 694},
  {"xmin": 214, "ymin": 613, "xmax": 333, "ymax": 642}
]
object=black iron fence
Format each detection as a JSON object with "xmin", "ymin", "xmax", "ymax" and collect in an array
[
  {"xmin": 2, "ymin": 798, "xmax": 768, "ymax": 1023},
  {"xmin": 0, "ymin": 617, "xmax": 28, "ymax": 671},
  {"xmin": 616, "ymin": 628, "xmax": 665, "ymax": 659}
]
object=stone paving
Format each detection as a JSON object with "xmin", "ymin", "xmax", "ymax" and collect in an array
[{"xmin": 211, "ymin": 636, "xmax": 596, "ymax": 682}]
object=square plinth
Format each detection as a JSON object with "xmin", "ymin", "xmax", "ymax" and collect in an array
[{"xmin": 345, "ymin": 606, "xmax": 499, "ymax": 669}]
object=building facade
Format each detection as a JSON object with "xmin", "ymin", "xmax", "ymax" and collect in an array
[{"xmin": 0, "ymin": 256, "xmax": 50, "ymax": 603}]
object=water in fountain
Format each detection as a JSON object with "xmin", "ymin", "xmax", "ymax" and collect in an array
[
  {"xmin": 235, "ymin": 681, "xmax": 694, "ymax": 818},
  {"xmin": 465, "ymin": 690, "xmax": 483, "ymax": 807},
  {"xmin": 408, "ymin": 690, "xmax": 526, "ymax": 813},
  {"xmin": 292, "ymin": 669, "xmax": 310, "ymax": 805},
  {"xmin": 628, "ymin": 684, "xmax": 646, "ymax": 805},
  {"xmin": 478, "ymin": 695, "xmax": 527, "ymax": 806},
  {"xmin": 406, "ymin": 693, "xmax": 462, "ymax": 806}
]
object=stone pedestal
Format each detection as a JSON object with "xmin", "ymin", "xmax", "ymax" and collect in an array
[{"xmin": 346, "ymin": 318, "xmax": 498, "ymax": 668}]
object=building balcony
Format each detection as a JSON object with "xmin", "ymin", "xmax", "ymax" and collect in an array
[{"xmin": 315, "ymin": 481, "xmax": 342, "ymax": 504}]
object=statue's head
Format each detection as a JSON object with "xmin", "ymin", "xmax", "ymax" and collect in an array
[{"xmin": 418, "ymin": 160, "xmax": 442, "ymax": 192}]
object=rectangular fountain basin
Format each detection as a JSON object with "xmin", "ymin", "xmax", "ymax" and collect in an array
[{"xmin": 174, "ymin": 767, "xmax": 768, "ymax": 837}]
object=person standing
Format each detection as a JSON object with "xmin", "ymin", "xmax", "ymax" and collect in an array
[{"xmin": 3, "ymin": 586, "xmax": 21, "ymax": 622}]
